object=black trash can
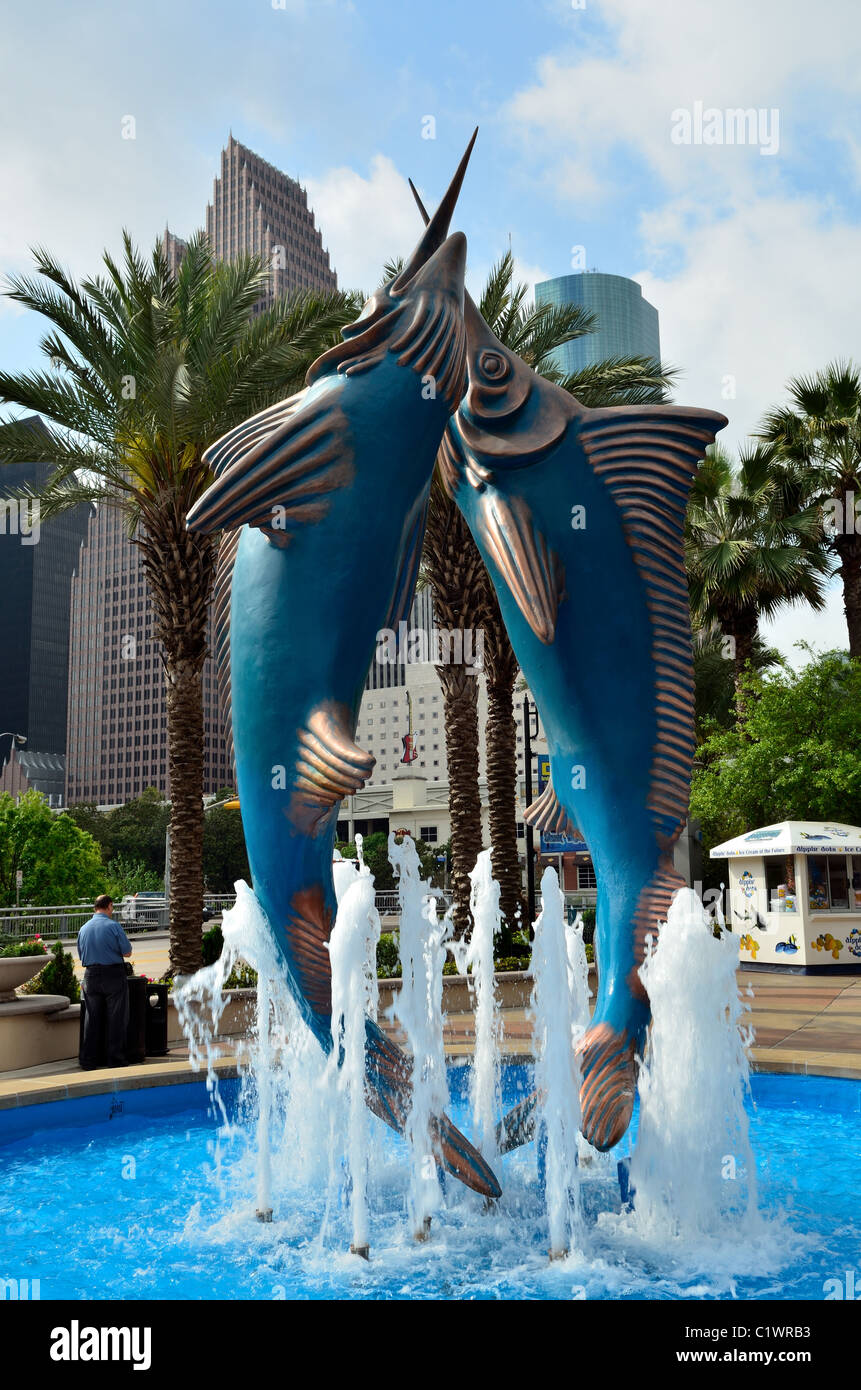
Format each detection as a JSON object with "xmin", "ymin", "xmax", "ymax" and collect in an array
[
  {"xmin": 125, "ymin": 975, "xmax": 147, "ymax": 1064},
  {"xmin": 144, "ymin": 982, "xmax": 170, "ymax": 1057},
  {"xmin": 79, "ymin": 972, "xmax": 145, "ymax": 1066}
]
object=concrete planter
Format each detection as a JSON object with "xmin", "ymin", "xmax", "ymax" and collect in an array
[{"xmin": 0, "ymin": 955, "xmax": 48, "ymax": 1003}]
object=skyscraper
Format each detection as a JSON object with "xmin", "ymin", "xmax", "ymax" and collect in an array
[
  {"xmin": 534, "ymin": 272, "xmax": 660, "ymax": 376},
  {"xmin": 206, "ymin": 135, "xmax": 337, "ymax": 304},
  {"xmin": 65, "ymin": 504, "xmax": 229, "ymax": 806},
  {"xmin": 0, "ymin": 418, "xmax": 92, "ymax": 761},
  {"xmin": 160, "ymin": 227, "xmax": 188, "ymax": 278}
]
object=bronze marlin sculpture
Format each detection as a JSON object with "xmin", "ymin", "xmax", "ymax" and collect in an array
[
  {"xmin": 186, "ymin": 134, "xmax": 501, "ymax": 1199},
  {"xmin": 410, "ymin": 181, "xmax": 726, "ymax": 1153}
]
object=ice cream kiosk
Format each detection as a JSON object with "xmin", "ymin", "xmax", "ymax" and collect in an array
[{"xmin": 710, "ymin": 821, "xmax": 861, "ymax": 969}]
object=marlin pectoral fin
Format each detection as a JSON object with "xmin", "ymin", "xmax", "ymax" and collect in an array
[
  {"xmin": 476, "ymin": 492, "xmax": 563, "ymax": 645},
  {"xmin": 523, "ymin": 779, "xmax": 579, "ymax": 838},
  {"xmin": 364, "ymin": 1021, "xmax": 501, "ymax": 1198},
  {"xmin": 288, "ymin": 703, "xmax": 375, "ymax": 834},
  {"xmin": 187, "ymin": 390, "xmax": 354, "ymax": 540}
]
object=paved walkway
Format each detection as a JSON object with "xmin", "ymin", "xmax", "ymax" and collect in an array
[{"xmin": 1, "ymin": 967, "xmax": 859, "ymax": 1112}]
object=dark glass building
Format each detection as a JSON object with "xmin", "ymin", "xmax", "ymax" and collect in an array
[
  {"xmin": 0, "ymin": 419, "xmax": 92, "ymax": 761},
  {"xmin": 535, "ymin": 272, "xmax": 660, "ymax": 376},
  {"xmin": 65, "ymin": 503, "xmax": 229, "ymax": 805}
]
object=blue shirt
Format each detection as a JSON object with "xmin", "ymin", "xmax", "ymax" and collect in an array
[{"xmin": 77, "ymin": 914, "xmax": 132, "ymax": 967}]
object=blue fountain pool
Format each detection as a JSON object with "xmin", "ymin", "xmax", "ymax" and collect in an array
[{"xmin": 1, "ymin": 1067, "xmax": 859, "ymax": 1301}]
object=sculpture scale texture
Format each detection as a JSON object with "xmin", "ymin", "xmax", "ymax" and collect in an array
[
  {"xmin": 186, "ymin": 135, "xmax": 501, "ymax": 1200},
  {"xmin": 187, "ymin": 132, "xmax": 727, "ymax": 1185},
  {"xmin": 409, "ymin": 178, "xmax": 726, "ymax": 1149}
]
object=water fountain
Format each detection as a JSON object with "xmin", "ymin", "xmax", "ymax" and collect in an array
[
  {"xmin": 387, "ymin": 832, "xmax": 449, "ymax": 1240},
  {"xmin": 326, "ymin": 838, "xmax": 381, "ymax": 1257},
  {"xmin": 530, "ymin": 866, "xmax": 583, "ymax": 1260}
]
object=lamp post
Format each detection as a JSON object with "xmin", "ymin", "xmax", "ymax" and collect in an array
[
  {"xmin": 0, "ymin": 733, "xmax": 27, "ymax": 803},
  {"xmin": 0, "ymin": 732, "xmax": 27, "ymax": 762}
]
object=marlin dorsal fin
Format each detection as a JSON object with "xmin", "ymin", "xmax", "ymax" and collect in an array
[
  {"xmin": 522, "ymin": 779, "xmax": 579, "ymax": 838},
  {"xmin": 476, "ymin": 492, "xmax": 564, "ymax": 645},
  {"xmin": 187, "ymin": 388, "xmax": 354, "ymax": 544},
  {"xmin": 580, "ymin": 405, "xmax": 725, "ymax": 842}
]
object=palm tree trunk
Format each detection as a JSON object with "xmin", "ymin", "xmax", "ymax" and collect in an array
[
  {"xmin": 486, "ymin": 678, "xmax": 524, "ymax": 946},
  {"xmin": 483, "ymin": 591, "xmax": 525, "ymax": 946},
  {"xmin": 422, "ymin": 475, "xmax": 487, "ymax": 936},
  {"xmin": 729, "ymin": 615, "xmax": 758, "ymax": 722},
  {"xmin": 437, "ymin": 662, "xmax": 483, "ymax": 936},
  {"xmin": 137, "ymin": 510, "xmax": 216, "ymax": 976},
  {"xmin": 834, "ymin": 532, "xmax": 861, "ymax": 659},
  {"xmin": 164, "ymin": 657, "xmax": 207, "ymax": 975}
]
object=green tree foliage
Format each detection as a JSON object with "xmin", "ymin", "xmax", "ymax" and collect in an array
[
  {"xmin": 66, "ymin": 788, "xmax": 169, "ymax": 877},
  {"xmin": 335, "ymin": 833, "xmax": 441, "ymax": 891},
  {"xmin": 202, "ymin": 804, "xmax": 250, "ymax": 893},
  {"xmin": 691, "ymin": 651, "xmax": 861, "ymax": 858},
  {"xmin": 104, "ymin": 853, "xmax": 164, "ymax": 899},
  {"xmin": 0, "ymin": 791, "xmax": 104, "ymax": 906},
  {"xmin": 693, "ymin": 632, "xmax": 783, "ymax": 739}
]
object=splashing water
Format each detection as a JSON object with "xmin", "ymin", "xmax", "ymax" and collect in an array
[
  {"xmin": 462, "ymin": 850, "xmax": 502, "ymax": 1161},
  {"xmin": 388, "ymin": 832, "xmax": 449, "ymax": 1238},
  {"xmin": 620, "ymin": 888, "xmax": 761, "ymax": 1251},
  {"xmin": 326, "ymin": 844, "xmax": 381, "ymax": 1255},
  {"xmin": 531, "ymin": 866, "xmax": 582, "ymax": 1258}
]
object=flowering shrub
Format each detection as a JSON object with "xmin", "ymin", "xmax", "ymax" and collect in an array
[{"xmin": 0, "ymin": 936, "xmax": 48, "ymax": 958}]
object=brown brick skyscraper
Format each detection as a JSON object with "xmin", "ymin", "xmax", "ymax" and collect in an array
[{"xmin": 206, "ymin": 134, "xmax": 337, "ymax": 304}]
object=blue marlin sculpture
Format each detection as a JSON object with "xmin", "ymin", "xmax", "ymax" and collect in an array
[
  {"xmin": 410, "ymin": 181, "xmax": 727, "ymax": 1154},
  {"xmin": 186, "ymin": 134, "xmax": 501, "ymax": 1199}
]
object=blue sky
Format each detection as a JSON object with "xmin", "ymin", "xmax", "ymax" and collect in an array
[{"xmin": 1, "ymin": 0, "xmax": 859, "ymax": 656}]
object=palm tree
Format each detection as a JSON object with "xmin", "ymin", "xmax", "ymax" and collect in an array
[
  {"xmin": 692, "ymin": 629, "xmax": 783, "ymax": 737},
  {"xmin": 685, "ymin": 443, "xmax": 830, "ymax": 717},
  {"xmin": 759, "ymin": 361, "xmax": 861, "ymax": 657},
  {"xmin": 0, "ymin": 232, "xmax": 359, "ymax": 975},
  {"xmin": 422, "ymin": 252, "xmax": 679, "ymax": 936}
]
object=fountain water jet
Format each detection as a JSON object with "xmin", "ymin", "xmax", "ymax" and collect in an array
[
  {"xmin": 327, "ymin": 843, "xmax": 381, "ymax": 1258},
  {"xmin": 462, "ymin": 850, "xmax": 502, "ymax": 1162},
  {"xmin": 388, "ymin": 832, "xmax": 449, "ymax": 1239},
  {"xmin": 531, "ymin": 866, "xmax": 582, "ymax": 1260},
  {"xmin": 627, "ymin": 888, "xmax": 759, "ymax": 1241}
]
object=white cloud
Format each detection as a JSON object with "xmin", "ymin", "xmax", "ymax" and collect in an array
[
  {"xmin": 507, "ymin": 0, "xmax": 861, "ymax": 203},
  {"xmin": 305, "ymin": 156, "xmax": 425, "ymax": 293},
  {"xmin": 762, "ymin": 585, "xmax": 849, "ymax": 668},
  {"xmin": 635, "ymin": 192, "xmax": 861, "ymax": 444}
]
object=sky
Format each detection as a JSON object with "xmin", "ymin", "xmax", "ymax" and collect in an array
[{"xmin": 1, "ymin": 0, "xmax": 858, "ymax": 662}]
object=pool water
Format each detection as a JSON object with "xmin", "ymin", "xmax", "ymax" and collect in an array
[{"xmin": 0, "ymin": 1068, "xmax": 858, "ymax": 1301}]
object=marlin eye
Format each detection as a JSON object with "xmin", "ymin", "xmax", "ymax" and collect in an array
[{"xmin": 479, "ymin": 350, "xmax": 507, "ymax": 380}]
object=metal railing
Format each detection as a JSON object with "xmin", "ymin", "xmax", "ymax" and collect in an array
[
  {"xmin": 374, "ymin": 890, "xmax": 450, "ymax": 919},
  {"xmin": 0, "ymin": 893, "xmax": 237, "ymax": 940}
]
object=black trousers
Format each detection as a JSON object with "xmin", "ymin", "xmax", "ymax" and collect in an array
[{"xmin": 80, "ymin": 965, "xmax": 129, "ymax": 1068}]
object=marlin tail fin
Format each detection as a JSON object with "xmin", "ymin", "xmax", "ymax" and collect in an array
[
  {"xmin": 364, "ymin": 1021, "xmax": 501, "ymax": 1198},
  {"xmin": 575, "ymin": 1022, "xmax": 637, "ymax": 1151}
]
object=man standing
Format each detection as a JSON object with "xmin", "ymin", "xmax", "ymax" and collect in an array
[{"xmin": 77, "ymin": 895, "xmax": 133, "ymax": 1069}]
